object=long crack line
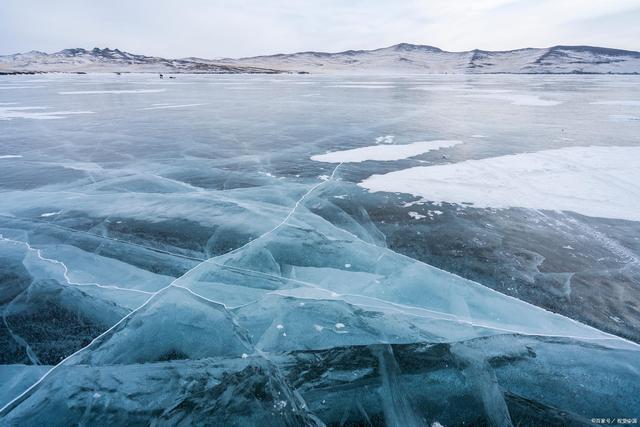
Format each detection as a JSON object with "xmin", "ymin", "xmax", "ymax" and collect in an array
[{"xmin": 0, "ymin": 236, "xmax": 154, "ymax": 295}]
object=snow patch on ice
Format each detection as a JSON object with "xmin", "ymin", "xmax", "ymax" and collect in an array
[
  {"xmin": 375, "ymin": 135, "xmax": 395, "ymax": 144},
  {"xmin": 0, "ymin": 105, "xmax": 94, "ymax": 120},
  {"xmin": 58, "ymin": 89, "xmax": 166, "ymax": 95},
  {"xmin": 326, "ymin": 85, "xmax": 395, "ymax": 89},
  {"xmin": 139, "ymin": 103, "xmax": 207, "ymax": 110},
  {"xmin": 408, "ymin": 211, "xmax": 426, "ymax": 220},
  {"xmin": 40, "ymin": 211, "xmax": 62, "ymax": 218},
  {"xmin": 402, "ymin": 199, "xmax": 426, "ymax": 208},
  {"xmin": 331, "ymin": 81, "xmax": 394, "ymax": 85},
  {"xmin": 311, "ymin": 140, "xmax": 462, "ymax": 163},
  {"xmin": 0, "ymin": 86, "xmax": 44, "ymax": 90},
  {"xmin": 591, "ymin": 100, "xmax": 640, "ymax": 106},
  {"xmin": 360, "ymin": 146, "xmax": 640, "ymax": 222},
  {"xmin": 411, "ymin": 85, "xmax": 476, "ymax": 92},
  {"xmin": 273, "ymin": 400, "xmax": 287, "ymax": 410},
  {"xmin": 0, "ymin": 155, "xmax": 22, "ymax": 159}
]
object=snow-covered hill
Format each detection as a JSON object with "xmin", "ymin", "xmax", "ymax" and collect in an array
[
  {"xmin": 0, "ymin": 47, "xmax": 285, "ymax": 74},
  {"xmin": 2, "ymin": 44, "xmax": 640, "ymax": 74},
  {"xmin": 232, "ymin": 43, "xmax": 640, "ymax": 74}
]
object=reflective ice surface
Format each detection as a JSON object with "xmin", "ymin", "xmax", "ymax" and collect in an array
[{"xmin": 1, "ymin": 74, "xmax": 639, "ymax": 426}]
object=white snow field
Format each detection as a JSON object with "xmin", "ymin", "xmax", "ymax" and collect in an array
[{"xmin": 360, "ymin": 146, "xmax": 640, "ymax": 222}]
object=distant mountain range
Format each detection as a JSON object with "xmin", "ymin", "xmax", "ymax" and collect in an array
[
  {"xmin": 0, "ymin": 48, "xmax": 284, "ymax": 75},
  {"xmin": 2, "ymin": 44, "xmax": 640, "ymax": 75}
]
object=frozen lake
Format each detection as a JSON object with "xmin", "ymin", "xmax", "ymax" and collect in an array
[{"xmin": 1, "ymin": 73, "xmax": 639, "ymax": 425}]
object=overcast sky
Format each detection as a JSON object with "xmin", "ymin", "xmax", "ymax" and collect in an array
[{"xmin": 1, "ymin": 0, "xmax": 639, "ymax": 58}]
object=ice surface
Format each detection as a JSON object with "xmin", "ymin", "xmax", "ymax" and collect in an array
[
  {"xmin": 459, "ymin": 93, "xmax": 562, "ymax": 106},
  {"xmin": 1, "ymin": 74, "xmax": 639, "ymax": 425},
  {"xmin": 591, "ymin": 100, "xmax": 640, "ymax": 106},
  {"xmin": 0, "ymin": 365, "xmax": 50, "ymax": 408}
]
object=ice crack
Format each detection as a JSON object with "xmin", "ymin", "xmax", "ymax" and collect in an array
[{"xmin": 0, "ymin": 165, "xmax": 343, "ymax": 415}]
